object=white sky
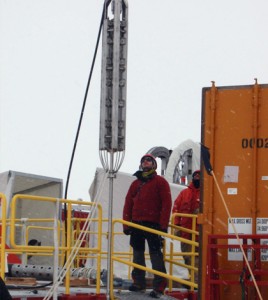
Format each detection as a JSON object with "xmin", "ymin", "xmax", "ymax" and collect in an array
[{"xmin": 1, "ymin": 0, "xmax": 268, "ymax": 200}]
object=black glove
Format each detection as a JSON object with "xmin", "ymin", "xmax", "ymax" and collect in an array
[
  {"xmin": 159, "ymin": 229, "xmax": 167, "ymax": 248},
  {"xmin": 123, "ymin": 228, "xmax": 132, "ymax": 235},
  {"xmin": 159, "ymin": 236, "xmax": 165, "ymax": 248}
]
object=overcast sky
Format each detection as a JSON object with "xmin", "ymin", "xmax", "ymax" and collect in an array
[{"xmin": 1, "ymin": 0, "xmax": 268, "ymax": 200}]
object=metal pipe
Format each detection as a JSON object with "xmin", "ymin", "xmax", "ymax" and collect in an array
[
  {"xmin": 9, "ymin": 264, "xmax": 99, "ymax": 281},
  {"xmin": 106, "ymin": 153, "xmax": 115, "ymax": 300}
]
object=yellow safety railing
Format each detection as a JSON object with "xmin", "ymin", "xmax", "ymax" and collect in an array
[
  {"xmin": 97, "ymin": 217, "xmax": 134, "ymax": 280},
  {"xmin": 26, "ymin": 222, "xmax": 63, "ymax": 264},
  {"xmin": 2, "ymin": 193, "xmax": 199, "ymax": 298},
  {"xmin": 0, "ymin": 193, "xmax": 7, "ymax": 279},
  {"xmin": 3, "ymin": 220, "xmax": 64, "ymax": 265},
  {"xmin": 72, "ymin": 228, "xmax": 90, "ymax": 268},
  {"xmin": 170, "ymin": 212, "xmax": 199, "ymax": 291},
  {"xmin": 110, "ymin": 219, "xmax": 199, "ymax": 299},
  {"xmin": 8, "ymin": 194, "xmax": 103, "ymax": 294}
]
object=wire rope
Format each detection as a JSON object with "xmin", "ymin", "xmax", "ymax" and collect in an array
[
  {"xmin": 64, "ymin": 1, "xmax": 105, "ymax": 200},
  {"xmin": 61, "ymin": 0, "xmax": 106, "ymax": 265},
  {"xmin": 43, "ymin": 169, "xmax": 108, "ymax": 300}
]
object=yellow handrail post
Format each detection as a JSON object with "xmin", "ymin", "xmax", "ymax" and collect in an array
[{"xmin": 0, "ymin": 193, "xmax": 7, "ymax": 279}]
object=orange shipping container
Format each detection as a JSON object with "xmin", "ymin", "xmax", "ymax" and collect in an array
[{"xmin": 200, "ymin": 81, "xmax": 268, "ymax": 300}]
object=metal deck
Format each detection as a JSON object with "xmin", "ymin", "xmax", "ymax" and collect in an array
[
  {"xmin": 114, "ymin": 290, "xmax": 178, "ymax": 299},
  {"xmin": 10, "ymin": 288, "xmax": 182, "ymax": 299}
]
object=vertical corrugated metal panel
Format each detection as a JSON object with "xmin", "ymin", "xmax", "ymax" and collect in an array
[{"xmin": 200, "ymin": 82, "xmax": 268, "ymax": 299}]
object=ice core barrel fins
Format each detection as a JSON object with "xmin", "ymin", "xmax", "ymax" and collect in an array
[{"xmin": 99, "ymin": 0, "xmax": 128, "ymax": 152}]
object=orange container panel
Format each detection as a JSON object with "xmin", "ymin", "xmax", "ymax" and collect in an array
[{"xmin": 200, "ymin": 81, "xmax": 268, "ymax": 300}]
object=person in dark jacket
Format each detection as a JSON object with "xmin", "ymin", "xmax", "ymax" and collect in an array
[
  {"xmin": 172, "ymin": 170, "xmax": 200, "ymax": 285},
  {"xmin": 123, "ymin": 154, "xmax": 172, "ymax": 298}
]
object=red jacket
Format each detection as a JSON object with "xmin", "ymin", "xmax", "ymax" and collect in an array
[
  {"xmin": 172, "ymin": 182, "xmax": 200, "ymax": 239},
  {"xmin": 123, "ymin": 172, "xmax": 172, "ymax": 231}
]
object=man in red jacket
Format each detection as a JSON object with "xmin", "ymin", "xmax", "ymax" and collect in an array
[
  {"xmin": 172, "ymin": 170, "xmax": 200, "ymax": 286},
  {"xmin": 123, "ymin": 154, "xmax": 172, "ymax": 298}
]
